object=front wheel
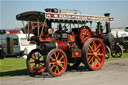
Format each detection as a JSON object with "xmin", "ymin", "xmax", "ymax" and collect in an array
[
  {"xmin": 26, "ymin": 49, "xmax": 46, "ymax": 75},
  {"xmin": 46, "ymin": 49, "xmax": 67, "ymax": 77},
  {"xmin": 82, "ymin": 38, "xmax": 105, "ymax": 71}
]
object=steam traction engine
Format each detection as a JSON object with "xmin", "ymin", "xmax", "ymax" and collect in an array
[{"xmin": 16, "ymin": 8, "xmax": 114, "ymax": 77}]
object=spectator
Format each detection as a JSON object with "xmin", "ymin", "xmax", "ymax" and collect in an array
[{"xmin": 0, "ymin": 43, "xmax": 5, "ymax": 59}]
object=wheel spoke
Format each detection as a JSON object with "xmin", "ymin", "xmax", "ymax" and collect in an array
[
  {"xmin": 55, "ymin": 66, "xmax": 58, "ymax": 73},
  {"xmin": 94, "ymin": 58, "xmax": 98, "ymax": 66},
  {"xmin": 50, "ymin": 62, "xmax": 56, "ymax": 65},
  {"xmin": 60, "ymin": 61, "xmax": 64, "ymax": 64},
  {"xmin": 51, "ymin": 65, "xmax": 55, "ymax": 70},
  {"xmin": 58, "ymin": 64, "xmax": 63, "ymax": 69},
  {"xmin": 88, "ymin": 47, "xmax": 92, "ymax": 52},
  {"xmin": 34, "ymin": 53, "xmax": 37, "ymax": 59},
  {"xmin": 93, "ymin": 58, "xmax": 96, "ymax": 66},
  {"xmin": 38, "ymin": 52, "xmax": 40, "ymax": 60},
  {"xmin": 59, "ymin": 55, "xmax": 64, "ymax": 61},
  {"xmin": 56, "ymin": 66, "xmax": 59, "ymax": 73},
  {"xmin": 38, "ymin": 53, "xmax": 42, "ymax": 60},
  {"xmin": 95, "ymin": 56, "xmax": 100, "ymax": 62},
  {"xmin": 89, "ymin": 45, "xmax": 94, "ymax": 51},
  {"xmin": 97, "ymin": 60, "xmax": 101, "ymax": 66},
  {"xmin": 32, "ymin": 65, "xmax": 36, "ymax": 71},
  {"xmin": 88, "ymin": 53, "xmax": 94, "ymax": 55},
  {"xmin": 35, "ymin": 63, "xmax": 37, "ymax": 67},
  {"xmin": 56, "ymin": 52, "xmax": 60, "ymax": 60},
  {"xmin": 54, "ymin": 52, "xmax": 57, "ymax": 57},
  {"xmin": 97, "ymin": 53, "xmax": 103, "ymax": 56},
  {"xmin": 96, "ymin": 49, "xmax": 101, "ymax": 53},
  {"xmin": 91, "ymin": 59, "xmax": 95, "ymax": 66},
  {"xmin": 92, "ymin": 41, "xmax": 96, "ymax": 50},
  {"xmin": 39, "ymin": 63, "xmax": 44, "ymax": 67},
  {"xmin": 32, "ymin": 56, "xmax": 36, "ymax": 60},
  {"xmin": 88, "ymin": 56, "xmax": 92, "ymax": 61},
  {"xmin": 50, "ymin": 56, "xmax": 56, "ymax": 61},
  {"xmin": 88, "ymin": 56, "xmax": 94, "ymax": 63},
  {"xmin": 40, "ymin": 60, "xmax": 44, "ymax": 63},
  {"xmin": 95, "ymin": 57, "xmax": 101, "ymax": 64},
  {"xmin": 38, "ymin": 64, "xmax": 41, "ymax": 70},
  {"xmin": 95, "ymin": 44, "xmax": 101, "ymax": 51}
]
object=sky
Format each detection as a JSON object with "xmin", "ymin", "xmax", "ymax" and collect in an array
[{"xmin": 0, "ymin": 0, "xmax": 128, "ymax": 29}]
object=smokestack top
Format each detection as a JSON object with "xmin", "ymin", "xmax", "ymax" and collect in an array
[{"xmin": 104, "ymin": 13, "xmax": 110, "ymax": 17}]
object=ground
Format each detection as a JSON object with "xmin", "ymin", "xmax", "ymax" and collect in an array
[{"xmin": 1, "ymin": 58, "xmax": 128, "ymax": 85}]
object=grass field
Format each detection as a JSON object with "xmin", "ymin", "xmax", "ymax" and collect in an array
[
  {"xmin": 106, "ymin": 52, "xmax": 128, "ymax": 61},
  {"xmin": 0, "ymin": 58, "xmax": 27, "ymax": 77},
  {"xmin": 0, "ymin": 52, "xmax": 128, "ymax": 77}
]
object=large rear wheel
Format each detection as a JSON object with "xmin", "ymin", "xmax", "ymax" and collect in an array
[
  {"xmin": 46, "ymin": 49, "xmax": 67, "ymax": 77},
  {"xmin": 26, "ymin": 49, "xmax": 46, "ymax": 75},
  {"xmin": 82, "ymin": 38, "xmax": 105, "ymax": 70}
]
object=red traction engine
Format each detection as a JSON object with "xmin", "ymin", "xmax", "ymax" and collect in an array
[{"xmin": 16, "ymin": 8, "xmax": 114, "ymax": 77}]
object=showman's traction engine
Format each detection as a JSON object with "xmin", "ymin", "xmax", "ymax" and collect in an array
[{"xmin": 16, "ymin": 8, "xmax": 119, "ymax": 77}]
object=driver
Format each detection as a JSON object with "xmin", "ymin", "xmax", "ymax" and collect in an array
[{"xmin": 55, "ymin": 24, "xmax": 63, "ymax": 33}]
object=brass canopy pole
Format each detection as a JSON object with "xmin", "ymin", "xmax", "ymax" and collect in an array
[
  {"xmin": 40, "ymin": 19, "xmax": 46, "ymax": 38},
  {"xmin": 22, "ymin": 21, "xmax": 28, "ymax": 40},
  {"xmin": 27, "ymin": 21, "xmax": 30, "ymax": 40},
  {"xmin": 69, "ymin": 23, "xmax": 71, "ymax": 32},
  {"xmin": 99, "ymin": 22, "xmax": 101, "ymax": 33}
]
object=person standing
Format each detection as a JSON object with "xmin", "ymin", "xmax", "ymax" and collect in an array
[{"xmin": 0, "ymin": 43, "xmax": 5, "ymax": 59}]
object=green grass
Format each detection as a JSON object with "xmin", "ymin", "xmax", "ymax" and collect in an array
[
  {"xmin": 106, "ymin": 52, "xmax": 128, "ymax": 61},
  {"xmin": 0, "ymin": 52, "xmax": 128, "ymax": 77},
  {"xmin": 0, "ymin": 58, "xmax": 27, "ymax": 77}
]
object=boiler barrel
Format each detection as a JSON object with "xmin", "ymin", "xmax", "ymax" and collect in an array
[{"xmin": 41, "ymin": 41, "xmax": 69, "ymax": 51}]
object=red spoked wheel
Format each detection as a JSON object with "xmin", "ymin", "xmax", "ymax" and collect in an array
[
  {"xmin": 80, "ymin": 27, "xmax": 91, "ymax": 44},
  {"xmin": 46, "ymin": 49, "xmax": 67, "ymax": 77},
  {"xmin": 26, "ymin": 49, "xmax": 46, "ymax": 75},
  {"xmin": 82, "ymin": 38, "xmax": 105, "ymax": 70}
]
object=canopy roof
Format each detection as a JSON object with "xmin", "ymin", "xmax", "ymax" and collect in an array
[
  {"xmin": 16, "ymin": 11, "xmax": 114, "ymax": 23},
  {"xmin": 16, "ymin": 11, "xmax": 45, "ymax": 21}
]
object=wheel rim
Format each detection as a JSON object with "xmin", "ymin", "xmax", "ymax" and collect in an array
[
  {"xmin": 28, "ymin": 51, "xmax": 45, "ymax": 73},
  {"xmin": 80, "ymin": 28, "xmax": 91, "ymax": 44},
  {"xmin": 49, "ymin": 50, "xmax": 67, "ymax": 76},
  {"xmin": 87, "ymin": 39, "xmax": 105, "ymax": 70}
]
